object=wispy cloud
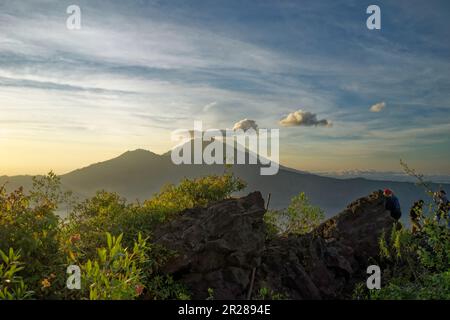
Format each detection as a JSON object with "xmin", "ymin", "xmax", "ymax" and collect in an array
[
  {"xmin": 203, "ymin": 102, "xmax": 217, "ymax": 112},
  {"xmin": 0, "ymin": 0, "xmax": 449, "ymax": 174}
]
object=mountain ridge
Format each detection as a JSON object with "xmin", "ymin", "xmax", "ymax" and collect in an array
[{"xmin": 1, "ymin": 148, "xmax": 448, "ymax": 221}]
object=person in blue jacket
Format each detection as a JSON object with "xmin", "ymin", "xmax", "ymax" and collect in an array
[{"xmin": 384, "ymin": 189, "xmax": 401, "ymax": 221}]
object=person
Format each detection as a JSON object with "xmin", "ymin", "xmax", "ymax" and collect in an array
[
  {"xmin": 409, "ymin": 199, "xmax": 424, "ymax": 234},
  {"xmin": 433, "ymin": 190, "xmax": 449, "ymax": 224},
  {"xmin": 384, "ymin": 189, "xmax": 402, "ymax": 221}
]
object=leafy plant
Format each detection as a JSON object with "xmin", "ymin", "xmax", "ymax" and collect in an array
[
  {"xmin": 255, "ymin": 286, "xmax": 286, "ymax": 300},
  {"xmin": 0, "ymin": 175, "xmax": 65, "ymax": 298},
  {"xmin": 206, "ymin": 288, "xmax": 215, "ymax": 300},
  {"xmin": 145, "ymin": 275, "xmax": 191, "ymax": 300},
  {"xmin": 0, "ymin": 248, "xmax": 33, "ymax": 300},
  {"xmin": 264, "ymin": 192, "xmax": 324, "ymax": 236},
  {"xmin": 67, "ymin": 232, "xmax": 149, "ymax": 300},
  {"xmin": 144, "ymin": 171, "xmax": 246, "ymax": 216}
]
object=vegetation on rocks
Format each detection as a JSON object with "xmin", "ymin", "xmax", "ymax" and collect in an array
[
  {"xmin": 0, "ymin": 170, "xmax": 244, "ymax": 300},
  {"xmin": 353, "ymin": 163, "xmax": 450, "ymax": 300},
  {"xmin": 354, "ymin": 214, "xmax": 450, "ymax": 300},
  {"xmin": 264, "ymin": 192, "xmax": 324, "ymax": 237},
  {"xmin": 1, "ymin": 164, "xmax": 448, "ymax": 300}
]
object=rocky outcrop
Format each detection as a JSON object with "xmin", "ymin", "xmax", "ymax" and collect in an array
[
  {"xmin": 154, "ymin": 190, "xmax": 395, "ymax": 299},
  {"xmin": 256, "ymin": 191, "xmax": 394, "ymax": 299},
  {"xmin": 153, "ymin": 192, "xmax": 266, "ymax": 299}
]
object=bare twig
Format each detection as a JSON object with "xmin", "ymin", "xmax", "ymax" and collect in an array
[
  {"xmin": 400, "ymin": 159, "xmax": 434, "ymax": 196},
  {"xmin": 266, "ymin": 193, "xmax": 271, "ymax": 210},
  {"xmin": 247, "ymin": 267, "xmax": 257, "ymax": 300}
]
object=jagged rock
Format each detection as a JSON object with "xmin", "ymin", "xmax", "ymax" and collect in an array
[
  {"xmin": 255, "ymin": 190, "xmax": 395, "ymax": 299},
  {"xmin": 154, "ymin": 190, "xmax": 395, "ymax": 299},
  {"xmin": 153, "ymin": 192, "xmax": 266, "ymax": 299}
]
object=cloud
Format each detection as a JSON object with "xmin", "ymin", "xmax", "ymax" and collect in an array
[
  {"xmin": 233, "ymin": 119, "xmax": 258, "ymax": 131},
  {"xmin": 279, "ymin": 110, "xmax": 332, "ymax": 127},
  {"xmin": 203, "ymin": 101, "xmax": 217, "ymax": 112},
  {"xmin": 370, "ymin": 101, "xmax": 386, "ymax": 112}
]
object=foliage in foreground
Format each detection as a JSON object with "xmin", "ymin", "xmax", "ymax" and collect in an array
[
  {"xmin": 0, "ymin": 170, "xmax": 244, "ymax": 300},
  {"xmin": 0, "ymin": 174, "xmax": 66, "ymax": 298},
  {"xmin": 353, "ymin": 214, "xmax": 450, "ymax": 300},
  {"xmin": 0, "ymin": 248, "xmax": 33, "ymax": 300}
]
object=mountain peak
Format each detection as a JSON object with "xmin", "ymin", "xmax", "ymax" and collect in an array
[{"xmin": 118, "ymin": 149, "xmax": 159, "ymax": 159}]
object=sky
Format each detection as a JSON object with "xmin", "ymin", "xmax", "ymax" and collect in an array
[{"xmin": 0, "ymin": 0, "xmax": 449, "ymax": 176}]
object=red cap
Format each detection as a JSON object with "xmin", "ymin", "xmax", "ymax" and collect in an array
[{"xmin": 383, "ymin": 189, "xmax": 393, "ymax": 196}]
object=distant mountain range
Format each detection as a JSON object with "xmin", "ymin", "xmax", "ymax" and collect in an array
[
  {"xmin": 1, "ymin": 142, "xmax": 449, "ymax": 223},
  {"xmin": 316, "ymin": 170, "xmax": 450, "ymax": 184}
]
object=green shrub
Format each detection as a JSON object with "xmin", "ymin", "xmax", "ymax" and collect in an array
[
  {"xmin": 356, "ymin": 214, "xmax": 450, "ymax": 300},
  {"xmin": 0, "ymin": 174, "xmax": 67, "ymax": 298},
  {"xmin": 255, "ymin": 286, "xmax": 287, "ymax": 300},
  {"xmin": 264, "ymin": 192, "xmax": 324, "ymax": 236},
  {"xmin": 145, "ymin": 275, "xmax": 191, "ymax": 300},
  {"xmin": 67, "ymin": 233, "xmax": 149, "ymax": 300},
  {"xmin": 0, "ymin": 248, "xmax": 33, "ymax": 300},
  {"xmin": 144, "ymin": 171, "xmax": 246, "ymax": 216}
]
